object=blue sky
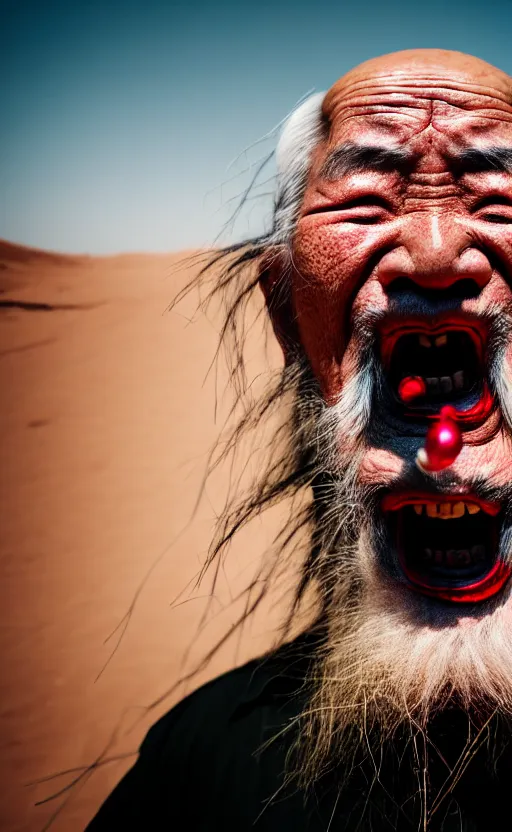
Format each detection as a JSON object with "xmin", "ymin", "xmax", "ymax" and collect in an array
[{"xmin": 1, "ymin": 0, "xmax": 511, "ymax": 254}]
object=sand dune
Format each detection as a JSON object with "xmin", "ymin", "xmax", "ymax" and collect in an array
[{"xmin": 0, "ymin": 241, "xmax": 301, "ymax": 831}]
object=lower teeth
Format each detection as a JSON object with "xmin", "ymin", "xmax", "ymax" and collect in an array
[
  {"xmin": 422, "ymin": 545, "xmax": 486, "ymax": 566},
  {"xmin": 414, "ymin": 370, "xmax": 466, "ymax": 399}
]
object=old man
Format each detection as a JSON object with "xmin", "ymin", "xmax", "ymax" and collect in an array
[{"xmin": 88, "ymin": 49, "xmax": 512, "ymax": 830}]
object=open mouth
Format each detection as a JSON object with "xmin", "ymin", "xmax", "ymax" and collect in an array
[
  {"xmin": 382, "ymin": 494, "xmax": 510, "ymax": 603},
  {"xmin": 377, "ymin": 317, "xmax": 509, "ymax": 602},
  {"xmin": 381, "ymin": 324, "xmax": 492, "ymax": 422}
]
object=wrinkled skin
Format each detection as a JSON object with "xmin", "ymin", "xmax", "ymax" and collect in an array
[{"xmin": 265, "ymin": 49, "xmax": 512, "ymax": 608}]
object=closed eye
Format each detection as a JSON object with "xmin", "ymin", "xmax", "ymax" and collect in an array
[
  {"xmin": 305, "ymin": 194, "xmax": 393, "ymax": 223},
  {"xmin": 473, "ymin": 195, "xmax": 512, "ymax": 224}
]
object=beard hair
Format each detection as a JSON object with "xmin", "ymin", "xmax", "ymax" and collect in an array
[{"xmin": 295, "ymin": 302, "xmax": 512, "ymax": 792}]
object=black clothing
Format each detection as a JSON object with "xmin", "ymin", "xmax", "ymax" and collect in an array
[{"xmin": 86, "ymin": 633, "xmax": 512, "ymax": 831}]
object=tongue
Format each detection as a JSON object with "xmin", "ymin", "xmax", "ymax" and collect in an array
[{"xmin": 417, "ymin": 406, "xmax": 463, "ymax": 472}]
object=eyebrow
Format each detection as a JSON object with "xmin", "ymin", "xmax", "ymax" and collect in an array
[
  {"xmin": 319, "ymin": 142, "xmax": 512, "ymax": 180},
  {"xmin": 320, "ymin": 142, "xmax": 417, "ymax": 179},
  {"xmin": 451, "ymin": 147, "xmax": 512, "ymax": 174}
]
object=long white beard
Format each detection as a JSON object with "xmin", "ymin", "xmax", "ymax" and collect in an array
[
  {"xmin": 296, "ymin": 311, "xmax": 512, "ymax": 782},
  {"xmin": 297, "ymin": 477, "xmax": 512, "ymax": 792}
]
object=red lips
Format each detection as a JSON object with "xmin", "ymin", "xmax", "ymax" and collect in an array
[{"xmin": 382, "ymin": 494, "xmax": 510, "ymax": 603}]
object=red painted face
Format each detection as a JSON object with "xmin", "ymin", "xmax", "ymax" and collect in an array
[{"xmin": 268, "ymin": 52, "xmax": 512, "ymax": 604}]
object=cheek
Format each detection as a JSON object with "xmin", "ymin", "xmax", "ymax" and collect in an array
[
  {"xmin": 453, "ymin": 430, "xmax": 512, "ymax": 488},
  {"xmin": 294, "ymin": 220, "xmax": 375, "ymax": 294},
  {"xmin": 358, "ymin": 448, "xmax": 404, "ymax": 486},
  {"xmin": 291, "ymin": 222, "xmax": 385, "ymax": 402}
]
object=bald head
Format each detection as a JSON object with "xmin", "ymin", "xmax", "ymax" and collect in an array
[
  {"xmin": 319, "ymin": 49, "xmax": 512, "ymax": 151},
  {"xmin": 324, "ymin": 49, "xmax": 512, "ymax": 118},
  {"xmin": 328, "ymin": 49, "xmax": 511, "ymax": 95}
]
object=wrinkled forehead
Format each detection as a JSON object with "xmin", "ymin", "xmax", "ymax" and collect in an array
[{"xmin": 320, "ymin": 59, "xmax": 512, "ymax": 161}]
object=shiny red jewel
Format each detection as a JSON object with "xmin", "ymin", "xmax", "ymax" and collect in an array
[
  {"xmin": 398, "ymin": 376, "xmax": 426, "ymax": 403},
  {"xmin": 417, "ymin": 406, "xmax": 463, "ymax": 472}
]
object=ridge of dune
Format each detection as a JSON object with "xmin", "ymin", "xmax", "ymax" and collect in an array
[
  {"xmin": 0, "ymin": 238, "xmax": 204, "ymax": 267},
  {"xmin": 0, "ymin": 238, "xmax": 88, "ymax": 267},
  {"xmin": 0, "ymin": 240, "xmax": 209, "ymax": 307}
]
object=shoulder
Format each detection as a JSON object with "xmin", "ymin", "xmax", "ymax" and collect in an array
[
  {"xmin": 141, "ymin": 631, "xmax": 316, "ymax": 764},
  {"xmin": 86, "ymin": 632, "xmax": 319, "ymax": 830}
]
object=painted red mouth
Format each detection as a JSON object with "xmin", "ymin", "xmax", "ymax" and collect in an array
[
  {"xmin": 380, "ymin": 319, "xmax": 493, "ymax": 425},
  {"xmin": 382, "ymin": 493, "xmax": 511, "ymax": 603}
]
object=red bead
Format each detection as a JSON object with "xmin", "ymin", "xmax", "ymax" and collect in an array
[
  {"xmin": 419, "ymin": 406, "xmax": 463, "ymax": 472},
  {"xmin": 398, "ymin": 376, "xmax": 426, "ymax": 403}
]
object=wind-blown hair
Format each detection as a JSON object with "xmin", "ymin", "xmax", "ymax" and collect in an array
[
  {"xmin": 273, "ymin": 91, "xmax": 327, "ymax": 247},
  {"xmin": 172, "ymin": 92, "xmax": 330, "ymax": 657}
]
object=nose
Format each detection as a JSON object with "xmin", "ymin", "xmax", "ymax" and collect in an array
[{"xmin": 377, "ymin": 214, "xmax": 492, "ymax": 291}]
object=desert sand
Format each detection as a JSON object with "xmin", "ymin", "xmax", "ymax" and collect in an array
[{"xmin": 0, "ymin": 241, "xmax": 304, "ymax": 831}]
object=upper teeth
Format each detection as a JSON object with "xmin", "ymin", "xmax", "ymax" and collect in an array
[
  {"xmin": 413, "ymin": 501, "xmax": 481, "ymax": 518},
  {"xmin": 418, "ymin": 333, "xmax": 448, "ymax": 348}
]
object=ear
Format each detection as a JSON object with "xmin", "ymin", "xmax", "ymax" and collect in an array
[{"xmin": 258, "ymin": 253, "xmax": 300, "ymax": 364}]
